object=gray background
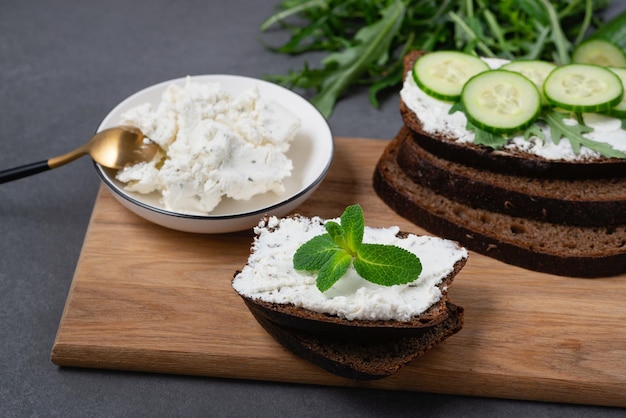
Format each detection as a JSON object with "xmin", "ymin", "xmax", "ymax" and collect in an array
[{"xmin": 2, "ymin": 1, "xmax": 625, "ymax": 416}]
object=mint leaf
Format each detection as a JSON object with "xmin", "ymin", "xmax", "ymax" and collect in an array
[
  {"xmin": 339, "ymin": 204, "xmax": 364, "ymax": 254},
  {"xmin": 324, "ymin": 205, "xmax": 365, "ymax": 254},
  {"xmin": 292, "ymin": 204, "xmax": 422, "ymax": 292},
  {"xmin": 354, "ymin": 244, "xmax": 422, "ymax": 286},
  {"xmin": 316, "ymin": 250, "xmax": 352, "ymax": 292},
  {"xmin": 293, "ymin": 234, "xmax": 339, "ymax": 271},
  {"xmin": 324, "ymin": 221, "xmax": 345, "ymax": 246}
]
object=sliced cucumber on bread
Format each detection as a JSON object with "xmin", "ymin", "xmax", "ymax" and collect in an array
[
  {"xmin": 500, "ymin": 60, "xmax": 556, "ymax": 105},
  {"xmin": 412, "ymin": 50, "xmax": 488, "ymax": 101},
  {"xmin": 585, "ymin": 10, "xmax": 626, "ymax": 53},
  {"xmin": 575, "ymin": 10, "xmax": 626, "ymax": 68},
  {"xmin": 461, "ymin": 70, "xmax": 541, "ymax": 135},
  {"xmin": 607, "ymin": 67, "xmax": 626, "ymax": 118},
  {"xmin": 543, "ymin": 63, "xmax": 623, "ymax": 112},
  {"xmin": 572, "ymin": 39, "xmax": 626, "ymax": 68}
]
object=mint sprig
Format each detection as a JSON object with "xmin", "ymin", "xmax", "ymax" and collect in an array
[{"xmin": 293, "ymin": 205, "xmax": 422, "ymax": 292}]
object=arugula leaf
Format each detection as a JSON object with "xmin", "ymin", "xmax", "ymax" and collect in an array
[
  {"xmin": 449, "ymin": 102, "xmax": 508, "ymax": 148},
  {"xmin": 538, "ymin": 0, "xmax": 572, "ymax": 64},
  {"xmin": 523, "ymin": 123, "xmax": 546, "ymax": 144},
  {"xmin": 308, "ymin": 0, "xmax": 406, "ymax": 117},
  {"xmin": 542, "ymin": 110, "xmax": 592, "ymax": 148},
  {"xmin": 540, "ymin": 109, "xmax": 626, "ymax": 158},
  {"xmin": 260, "ymin": 0, "xmax": 609, "ymax": 116},
  {"xmin": 470, "ymin": 124, "xmax": 508, "ymax": 149},
  {"xmin": 259, "ymin": 0, "xmax": 327, "ymax": 32},
  {"xmin": 450, "ymin": 100, "xmax": 626, "ymax": 158},
  {"xmin": 293, "ymin": 204, "xmax": 422, "ymax": 292},
  {"xmin": 448, "ymin": 10, "xmax": 497, "ymax": 58}
]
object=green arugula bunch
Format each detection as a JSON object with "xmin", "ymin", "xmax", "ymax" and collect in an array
[
  {"xmin": 260, "ymin": 0, "xmax": 610, "ymax": 117},
  {"xmin": 293, "ymin": 205, "xmax": 422, "ymax": 292}
]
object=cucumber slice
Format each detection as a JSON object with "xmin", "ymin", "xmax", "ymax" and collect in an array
[
  {"xmin": 412, "ymin": 51, "xmax": 489, "ymax": 101},
  {"xmin": 572, "ymin": 39, "xmax": 626, "ymax": 67},
  {"xmin": 500, "ymin": 60, "xmax": 556, "ymax": 106},
  {"xmin": 586, "ymin": 10, "xmax": 626, "ymax": 53},
  {"xmin": 606, "ymin": 67, "xmax": 626, "ymax": 118},
  {"xmin": 543, "ymin": 64, "xmax": 623, "ymax": 112},
  {"xmin": 461, "ymin": 70, "xmax": 541, "ymax": 135}
]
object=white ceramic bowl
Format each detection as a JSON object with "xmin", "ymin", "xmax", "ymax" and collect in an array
[{"xmin": 94, "ymin": 75, "xmax": 334, "ymax": 233}]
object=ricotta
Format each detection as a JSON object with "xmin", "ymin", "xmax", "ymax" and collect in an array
[
  {"xmin": 400, "ymin": 58, "xmax": 626, "ymax": 161},
  {"xmin": 232, "ymin": 215, "xmax": 468, "ymax": 322},
  {"xmin": 115, "ymin": 78, "xmax": 301, "ymax": 215}
]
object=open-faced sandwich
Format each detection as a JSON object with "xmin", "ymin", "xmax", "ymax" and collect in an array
[
  {"xmin": 232, "ymin": 205, "xmax": 468, "ymax": 380},
  {"xmin": 374, "ymin": 50, "xmax": 626, "ymax": 277}
]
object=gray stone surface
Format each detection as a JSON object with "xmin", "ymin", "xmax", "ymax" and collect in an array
[{"xmin": 1, "ymin": 1, "xmax": 625, "ymax": 416}]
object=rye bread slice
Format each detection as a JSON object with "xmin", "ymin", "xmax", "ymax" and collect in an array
[
  {"xmin": 400, "ymin": 50, "xmax": 626, "ymax": 179},
  {"xmin": 373, "ymin": 130, "xmax": 626, "ymax": 277},
  {"xmin": 247, "ymin": 300, "xmax": 464, "ymax": 381},
  {"xmin": 232, "ymin": 216, "xmax": 467, "ymax": 380},
  {"xmin": 236, "ymin": 254, "xmax": 465, "ymax": 342},
  {"xmin": 395, "ymin": 127, "xmax": 626, "ymax": 227}
]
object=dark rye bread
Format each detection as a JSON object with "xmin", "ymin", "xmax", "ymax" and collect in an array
[
  {"xmin": 232, "ymin": 217, "xmax": 466, "ymax": 380},
  {"xmin": 248, "ymin": 300, "xmax": 464, "ymax": 381},
  {"xmin": 400, "ymin": 50, "xmax": 626, "ymax": 179},
  {"xmin": 396, "ymin": 127, "xmax": 626, "ymax": 227},
  {"xmin": 237, "ymin": 255, "xmax": 466, "ymax": 342},
  {"xmin": 373, "ymin": 130, "xmax": 626, "ymax": 277}
]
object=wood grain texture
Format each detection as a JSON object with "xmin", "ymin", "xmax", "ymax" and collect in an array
[{"xmin": 52, "ymin": 137, "xmax": 626, "ymax": 407}]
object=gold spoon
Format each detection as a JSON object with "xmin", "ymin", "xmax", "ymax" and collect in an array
[{"xmin": 0, "ymin": 126, "xmax": 158, "ymax": 184}]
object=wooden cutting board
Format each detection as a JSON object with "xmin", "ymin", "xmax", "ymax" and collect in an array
[{"xmin": 52, "ymin": 136, "xmax": 626, "ymax": 407}]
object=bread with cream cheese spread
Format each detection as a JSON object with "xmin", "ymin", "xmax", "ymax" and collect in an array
[
  {"xmin": 400, "ymin": 50, "xmax": 626, "ymax": 179},
  {"xmin": 246, "ymin": 299, "xmax": 464, "ymax": 381},
  {"xmin": 232, "ymin": 215, "xmax": 467, "ymax": 380},
  {"xmin": 396, "ymin": 130, "xmax": 626, "ymax": 227},
  {"xmin": 373, "ymin": 128, "xmax": 626, "ymax": 277},
  {"xmin": 373, "ymin": 50, "xmax": 626, "ymax": 277}
]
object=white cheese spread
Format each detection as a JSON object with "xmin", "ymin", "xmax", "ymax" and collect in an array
[
  {"xmin": 400, "ymin": 58, "xmax": 626, "ymax": 161},
  {"xmin": 115, "ymin": 78, "xmax": 301, "ymax": 215},
  {"xmin": 232, "ymin": 215, "xmax": 468, "ymax": 322}
]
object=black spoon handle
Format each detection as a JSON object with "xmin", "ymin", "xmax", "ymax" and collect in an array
[{"xmin": 0, "ymin": 160, "xmax": 51, "ymax": 184}]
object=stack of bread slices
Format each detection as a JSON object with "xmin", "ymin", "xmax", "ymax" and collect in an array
[
  {"xmin": 374, "ymin": 51, "xmax": 626, "ymax": 278},
  {"xmin": 233, "ymin": 214, "xmax": 468, "ymax": 380}
]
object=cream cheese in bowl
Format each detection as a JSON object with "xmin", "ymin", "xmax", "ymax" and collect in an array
[{"xmin": 94, "ymin": 75, "xmax": 334, "ymax": 233}]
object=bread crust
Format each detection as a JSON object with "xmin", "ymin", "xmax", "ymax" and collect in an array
[
  {"xmin": 232, "ymin": 219, "xmax": 467, "ymax": 380},
  {"xmin": 236, "ymin": 255, "xmax": 465, "ymax": 341},
  {"xmin": 396, "ymin": 128, "xmax": 626, "ymax": 227},
  {"xmin": 400, "ymin": 50, "xmax": 626, "ymax": 179},
  {"xmin": 248, "ymin": 300, "xmax": 464, "ymax": 380},
  {"xmin": 373, "ymin": 130, "xmax": 626, "ymax": 277}
]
